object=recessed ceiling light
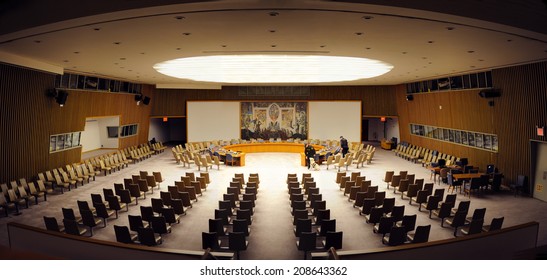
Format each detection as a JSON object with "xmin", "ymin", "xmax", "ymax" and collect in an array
[
  {"xmin": 320, "ymin": 45, "xmax": 326, "ymax": 48},
  {"xmin": 120, "ymin": 58, "xmax": 126, "ymax": 60},
  {"xmin": 221, "ymin": 45, "xmax": 227, "ymax": 48},
  {"xmin": 355, "ymin": 32, "xmax": 363, "ymax": 36},
  {"xmin": 154, "ymin": 55, "xmax": 394, "ymax": 83},
  {"xmin": 269, "ymin": 11, "xmax": 279, "ymax": 17},
  {"xmin": 507, "ymin": 39, "xmax": 513, "ymax": 42},
  {"xmin": 269, "ymin": 30, "xmax": 276, "ymax": 33},
  {"xmin": 176, "ymin": 48, "xmax": 181, "ymax": 50},
  {"xmin": 63, "ymin": 60, "xmax": 69, "ymax": 63},
  {"xmin": 34, "ymin": 40, "xmax": 41, "ymax": 43},
  {"xmin": 446, "ymin": 27, "xmax": 455, "ymax": 30},
  {"xmin": 93, "ymin": 28, "xmax": 101, "ymax": 31},
  {"xmin": 113, "ymin": 42, "xmax": 121, "ymax": 45},
  {"xmin": 467, "ymin": 50, "xmax": 475, "ymax": 53},
  {"xmin": 362, "ymin": 15, "xmax": 373, "ymax": 20},
  {"xmin": 73, "ymin": 51, "xmax": 79, "ymax": 54},
  {"xmin": 140, "ymin": 52, "xmax": 145, "ymax": 55},
  {"xmin": 271, "ymin": 45, "xmax": 277, "ymax": 48},
  {"xmin": 175, "ymin": 16, "xmax": 185, "ymax": 20},
  {"xmin": 428, "ymin": 41, "xmax": 434, "ymax": 44},
  {"xmin": 402, "ymin": 52, "xmax": 407, "ymax": 54},
  {"xmin": 365, "ymin": 47, "xmax": 371, "ymax": 50},
  {"xmin": 182, "ymin": 32, "xmax": 191, "ymax": 36}
]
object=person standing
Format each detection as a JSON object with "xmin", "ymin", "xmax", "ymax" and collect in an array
[
  {"xmin": 304, "ymin": 144, "xmax": 316, "ymax": 169},
  {"xmin": 340, "ymin": 136, "xmax": 349, "ymax": 157}
]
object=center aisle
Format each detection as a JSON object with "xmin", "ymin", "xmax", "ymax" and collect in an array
[{"xmin": 238, "ymin": 153, "xmax": 303, "ymax": 259}]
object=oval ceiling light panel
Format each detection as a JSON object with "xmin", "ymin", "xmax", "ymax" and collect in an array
[{"xmin": 154, "ymin": 55, "xmax": 393, "ymax": 83}]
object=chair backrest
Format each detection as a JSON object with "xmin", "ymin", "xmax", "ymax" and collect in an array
[
  {"xmin": 232, "ymin": 218, "xmax": 250, "ymax": 236},
  {"xmin": 489, "ymin": 217, "xmax": 504, "ymax": 231},
  {"xmin": 81, "ymin": 209, "xmax": 98, "ymax": 227},
  {"xmin": 516, "ymin": 175, "xmax": 527, "ymax": 187},
  {"xmin": 455, "ymin": 200, "xmax": 471, "ymax": 215},
  {"xmin": 202, "ymin": 232, "xmax": 220, "ymax": 250},
  {"xmin": 103, "ymin": 188, "xmax": 116, "ymax": 199},
  {"xmin": 466, "ymin": 219, "xmax": 484, "ymax": 235},
  {"xmin": 138, "ymin": 227, "xmax": 160, "ymax": 246},
  {"xmin": 91, "ymin": 193, "xmax": 105, "ymax": 205},
  {"xmin": 114, "ymin": 183, "xmax": 125, "ymax": 196},
  {"xmin": 412, "ymin": 225, "xmax": 431, "ymax": 243},
  {"xmin": 236, "ymin": 209, "xmax": 252, "ymax": 222},
  {"xmin": 298, "ymin": 232, "xmax": 317, "ymax": 251},
  {"xmin": 295, "ymin": 218, "xmax": 312, "ymax": 237},
  {"xmin": 62, "ymin": 207, "xmax": 78, "ymax": 221},
  {"xmin": 153, "ymin": 172, "xmax": 163, "ymax": 183},
  {"xmin": 63, "ymin": 219, "xmax": 85, "ymax": 236},
  {"xmin": 324, "ymin": 231, "xmax": 343, "ymax": 249},
  {"xmin": 361, "ymin": 198, "xmax": 376, "ymax": 215},
  {"xmin": 114, "ymin": 225, "xmax": 134, "ymax": 244},
  {"xmin": 94, "ymin": 202, "xmax": 111, "ymax": 219},
  {"xmin": 444, "ymin": 194, "xmax": 457, "ymax": 205},
  {"xmin": 150, "ymin": 216, "xmax": 169, "ymax": 234},
  {"xmin": 293, "ymin": 209, "xmax": 309, "ymax": 225},
  {"xmin": 377, "ymin": 216, "xmax": 394, "ymax": 234},
  {"xmin": 151, "ymin": 198, "xmax": 165, "ymax": 214},
  {"xmin": 229, "ymin": 232, "xmax": 247, "ymax": 251},
  {"xmin": 471, "ymin": 208, "xmax": 487, "ymax": 221},
  {"xmin": 374, "ymin": 191, "xmax": 386, "ymax": 206},
  {"xmin": 44, "ymin": 216, "xmax": 62, "ymax": 232},
  {"xmin": 390, "ymin": 205, "xmax": 405, "ymax": 221},
  {"xmin": 451, "ymin": 211, "xmax": 467, "ymax": 227},
  {"xmin": 387, "ymin": 226, "xmax": 406, "ymax": 246},
  {"xmin": 128, "ymin": 215, "xmax": 146, "ymax": 232},
  {"xmin": 401, "ymin": 214, "xmax": 417, "ymax": 233},
  {"xmin": 433, "ymin": 188, "xmax": 445, "ymax": 199}
]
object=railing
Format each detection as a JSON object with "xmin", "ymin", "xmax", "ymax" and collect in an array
[{"xmin": 7, "ymin": 222, "xmax": 233, "ymax": 260}]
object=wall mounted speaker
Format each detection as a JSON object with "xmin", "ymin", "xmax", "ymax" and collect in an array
[
  {"xmin": 142, "ymin": 96, "xmax": 151, "ymax": 105},
  {"xmin": 56, "ymin": 90, "xmax": 68, "ymax": 107},
  {"xmin": 406, "ymin": 94, "xmax": 414, "ymax": 101},
  {"xmin": 478, "ymin": 89, "xmax": 501, "ymax": 98}
]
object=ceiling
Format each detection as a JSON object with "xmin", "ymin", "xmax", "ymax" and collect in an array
[{"xmin": 1, "ymin": 0, "xmax": 546, "ymax": 88}]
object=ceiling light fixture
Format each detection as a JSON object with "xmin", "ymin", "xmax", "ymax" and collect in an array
[{"xmin": 154, "ymin": 55, "xmax": 393, "ymax": 83}]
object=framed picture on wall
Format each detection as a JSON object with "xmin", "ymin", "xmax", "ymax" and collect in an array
[
  {"xmin": 492, "ymin": 136, "xmax": 498, "ymax": 151},
  {"xmin": 240, "ymin": 102, "xmax": 308, "ymax": 140},
  {"xmin": 443, "ymin": 129, "xmax": 449, "ymax": 141},
  {"xmin": 475, "ymin": 133, "xmax": 483, "ymax": 148},
  {"xmin": 468, "ymin": 132, "xmax": 475, "ymax": 146},
  {"xmin": 448, "ymin": 130, "xmax": 454, "ymax": 142},
  {"xmin": 454, "ymin": 130, "xmax": 461, "ymax": 144},
  {"xmin": 56, "ymin": 135, "xmax": 65, "ymax": 151},
  {"xmin": 64, "ymin": 133, "xmax": 72, "ymax": 149},
  {"xmin": 461, "ymin": 131, "xmax": 468, "ymax": 145},
  {"xmin": 484, "ymin": 135, "xmax": 492, "ymax": 150},
  {"xmin": 50, "ymin": 136, "xmax": 57, "ymax": 152}
]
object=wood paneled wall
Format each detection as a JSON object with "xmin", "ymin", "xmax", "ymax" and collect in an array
[
  {"xmin": 397, "ymin": 61, "xmax": 547, "ymax": 189},
  {"xmin": 151, "ymin": 85, "xmax": 398, "ymax": 117},
  {"xmin": 0, "ymin": 63, "xmax": 152, "ymax": 183}
]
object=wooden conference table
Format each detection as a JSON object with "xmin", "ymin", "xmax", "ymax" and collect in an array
[{"xmin": 222, "ymin": 142, "xmax": 325, "ymax": 166}]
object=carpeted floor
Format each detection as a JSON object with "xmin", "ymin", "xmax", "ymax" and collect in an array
[{"xmin": 1, "ymin": 143, "xmax": 546, "ymax": 259}]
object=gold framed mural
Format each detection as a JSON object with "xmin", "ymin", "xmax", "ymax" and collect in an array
[{"xmin": 240, "ymin": 102, "xmax": 308, "ymax": 140}]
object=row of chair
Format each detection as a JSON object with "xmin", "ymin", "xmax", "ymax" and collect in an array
[
  {"xmin": 202, "ymin": 174, "xmax": 260, "ymax": 259},
  {"xmin": 288, "ymin": 173, "xmax": 343, "ymax": 259},
  {"xmin": 2, "ymin": 142, "xmax": 161, "ymax": 217},
  {"xmin": 112, "ymin": 171, "xmax": 210, "ymax": 246}
]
